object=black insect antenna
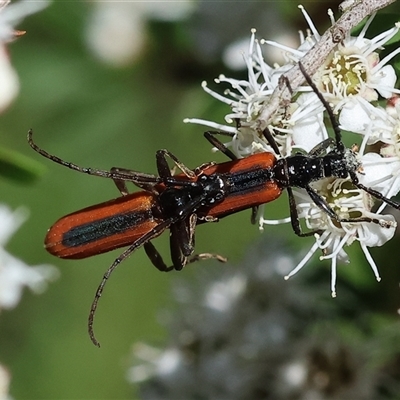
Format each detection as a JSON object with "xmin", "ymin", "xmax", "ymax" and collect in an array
[{"xmin": 298, "ymin": 62, "xmax": 345, "ymax": 154}]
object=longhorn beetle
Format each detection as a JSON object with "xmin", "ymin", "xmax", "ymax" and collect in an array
[
  {"xmin": 28, "ymin": 130, "xmax": 282, "ymax": 346},
  {"xmin": 29, "ymin": 65, "xmax": 399, "ymax": 347}
]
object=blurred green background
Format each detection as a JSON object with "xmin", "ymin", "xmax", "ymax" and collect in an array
[{"xmin": 1, "ymin": 1, "xmax": 400, "ymax": 399}]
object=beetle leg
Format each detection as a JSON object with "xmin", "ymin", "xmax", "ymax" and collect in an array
[
  {"xmin": 188, "ymin": 253, "xmax": 228, "ymax": 263},
  {"xmin": 306, "ymin": 185, "xmax": 394, "ymax": 227},
  {"xmin": 156, "ymin": 149, "xmax": 196, "ymax": 179},
  {"xmin": 110, "ymin": 167, "xmax": 157, "ymax": 195},
  {"xmin": 194, "ymin": 162, "xmax": 217, "ymax": 175},
  {"xmin": 146, "ymin": 214, "xmax": 226, "ymax": 272},
  {"xmin": 250, "ymin": 206, "xmax": 259, "ymax": 225},
  {"xmin": 169, "ymin": 214, "xmax": 197, "ymax": 271},
  {"xmin": 287, "ymin": 186, "xmax": 323, "ymax": 237},
  {"xmin": 308, "ymin": 138, "xmax": 336, "ymax": 156},
  {"xmin": 143, "ymin": 242, "xmax": 174, "ymax": 272}
]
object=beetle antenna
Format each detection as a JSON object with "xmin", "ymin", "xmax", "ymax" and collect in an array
[
  {"xmin": 28, "ymin": 129, "xmax": 162, "ymax": 184},
  {"xmin": 262, "ymin": 127, "xmax": 281, "ymax": 156},
  {"xmin": 298, "ymin": 62, "xmax": 344, "ymax": 153},
  {"xmin": 88, "ymin": 221, "xmax": 171, "ymax": 347}
]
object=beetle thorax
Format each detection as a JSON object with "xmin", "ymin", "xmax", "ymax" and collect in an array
[{"xmin": 197, "ymin": 174, "xmax": 228, "ymax": 206}]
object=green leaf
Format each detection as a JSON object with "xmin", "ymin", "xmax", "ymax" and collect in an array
[{"xmin": 0, "ymin": 146, "xmax": 46, "ymax": 184}]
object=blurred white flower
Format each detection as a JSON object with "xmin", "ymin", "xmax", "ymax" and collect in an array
[
  {"xmin": 0, "ymin": 44, "xmax": 18, "ymax": 112},
  {"xmin": 85, "ymin": 1, "xmax": 195, "ymax": 67},
  {"xmin": 0, "ymin": 0, "xmax": 50, "ymax": 112},
  {"xmin": 0, "ymin": 363, "xmax": 10, "ymax": 400},
  {"xmin": 128, "ymin": 239, "xmax": 400, "ymax": 399},
  {"xmin": 0, "ymin": 205, "xmax": 58, "ymax": 310},
  {"xmin": 0, "ymin": 0, "xmax": 49, "ymax": 42}
]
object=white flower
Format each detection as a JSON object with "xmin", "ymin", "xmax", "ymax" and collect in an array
[
  {"xmin": 283, "ymin": 172, "xmax": 396, "ymax": 297},
  {"xmin": 263, "ymin": 7, "xmax": 400, "ymax": 111},
  {"xmin": 128, "ymin": 342, "xmax": 182, "ymax": 384},
  {"xmin": 286, "ymin": 92, "xmax": 328, "ymax": 153},
  {"xmin": 0, "ymin": 0, "xmax": 50, "ymax": 112},
  {"xmin": 185, "ymin": 29, "xmax": 316, "ymax": 158},
  {"xmin": 85, "ymin": 1, "xmax": 194, "ymax": 67},
  {"xmin": 0, "ymin": 44, "xmax": 18, "ymax": 112},
  {"xmin": 203, "ymin": 274, "xmax": 247, "ymax": 312},
  {"xmin": 0, "ymin": 363, "xmax": 10, "ymax": 400},
  {"xmin": 185, "ymin": 29, "xmax": 276, "ymax": 153},
  {"xmin": 0, "ymin": 205, "xmax": 58, "ymax": 310},
  {"xmin": 0, "ymin": 0, "xmax": 49, "ymax": 42},
  {"xmin": 339, "ymin": 97, "xmax": 400, "ymax": 205}
]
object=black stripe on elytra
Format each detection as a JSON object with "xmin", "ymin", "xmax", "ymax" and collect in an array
[
  {"xmin": 62, "ymin": 209, "xmax": 153, "ymax": 248},
  {"xmin": 227, "ymin": 167, "xmax": 274, "ymax": 195}
]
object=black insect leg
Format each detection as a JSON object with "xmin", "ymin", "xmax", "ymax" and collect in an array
[
  {"xmin": 287, "ymin": 185, "xmax": 385, "ymax": 237},
  {"xmin": 305, "ymin": 184, "xmax": 394, "ymax": 227},
  {"xmin": 156, "ymin": 149, "xmax": 196, "ymax": 179},
  {"xmin": 350, "ymin": 172, "xmax": 400, "ymax": 212},
  {"xmin": 110, "ymin": 167, "xmax": 157, "ymax": 195},
  {"xmin": 187, "ymin": 253, "xmax": 227, "ymax": 263},
  {"xmin": 144, "ymin": 233, "xmax": 228, "ymax": 272},
  {"xmin": 110, "ymin": 167, "xmax": 130, "ymax": 195},
  {"xmin": 287, "ymin": 186, "xmax": 323, "ymax": 237},
  {"xmin": 169, "ymin": 214, "xmax": 197, "ymax": 271},
  {"xmin": 154, "ymin": 148, "xmax": 221, "ymax": 189},
  {"xmin": 169, "ymin": 212, "xmax": 227, "ymax": 268},
  {"xmin": 143, "ymin": 242, "xmax": 174, "ymax": 272},
  {"xmin": 144, "ymin": 240, "xmax": 227, "ymax": 272},
  {"xmin": 146, "ymin": 212, "xmax": 226, "ymax": 272},
  {"xmin": 250, "ymin": 207, "xmax": 259, "ymax": 225},
  {"xmin": 308, "ymin": 138, "xmax": 336, "ymax": 157}
]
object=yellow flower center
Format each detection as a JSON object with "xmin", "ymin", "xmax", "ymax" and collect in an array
[{"xmin": 320, "ymin": 51, "xmax": 367, "ymax": 97}]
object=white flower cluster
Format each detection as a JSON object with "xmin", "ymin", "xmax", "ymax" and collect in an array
[{"xmin": 185, "ymin": 7, "xmax": 400, "ymax": 296}]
